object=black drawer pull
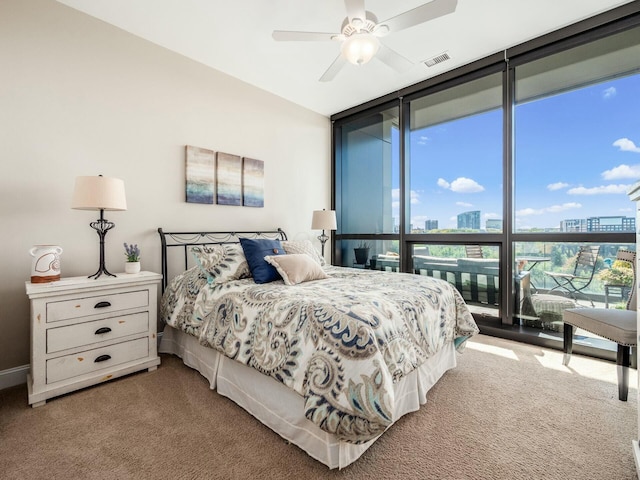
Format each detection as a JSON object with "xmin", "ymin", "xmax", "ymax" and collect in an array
[
  {"xmin": 94, "ymin": 354, "xmax": 111, "ymax": 363},
  {"xmin": 94, "ymin": 301, "xmax": 111, "ymax": 309},
  {"xmin": 94, "ymin": 327, "xmax": 112, "ymax": 335}
]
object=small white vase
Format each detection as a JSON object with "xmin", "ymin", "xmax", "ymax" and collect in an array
[
  {"xmin": 29, "ymin": 245, "xmax": 63, "ymax": 283},
  {"xmin": 124, "ymin": 261, "xmax": 141, "ymax": 274}
]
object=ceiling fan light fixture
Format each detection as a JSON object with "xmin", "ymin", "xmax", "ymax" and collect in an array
[{"xmin": 341, "ymin": 32, "xmax": 380, "ymax": 65}]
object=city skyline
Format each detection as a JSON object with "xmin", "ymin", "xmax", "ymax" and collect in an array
[{"xmin": 394, "ymin": 73, "xmax": 640, "ymax": 232}]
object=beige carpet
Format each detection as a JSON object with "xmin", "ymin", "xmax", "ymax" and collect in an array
[{"xmin": 0, "ymin": 334, "xmax": 637, "ymax": 480}]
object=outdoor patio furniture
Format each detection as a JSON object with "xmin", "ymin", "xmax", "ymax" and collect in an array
[
  {"xmin": 465, "ymin": 244, "xmax": 483, "ymax": 259},
  {"xmin": 544, "ymin": 245, "xmax": 601, "ymax": 306}
]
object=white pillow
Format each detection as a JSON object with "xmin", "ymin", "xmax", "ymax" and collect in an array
[
  {"xmin": 282, "ymin": 240, "xmax": 325, "ymax": 266},
  {"xmin": 264, "ymin": 254, "xmax": 328, "ymax": 286}
]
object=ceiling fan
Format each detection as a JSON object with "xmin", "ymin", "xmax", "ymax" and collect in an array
[{"xmin": 272, "ymin": 0, "xmax": 458, "ymax": 82}]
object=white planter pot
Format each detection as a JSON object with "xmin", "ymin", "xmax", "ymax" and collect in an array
[{"xmin": 124, "ymin": 262, "xmax": 141, "ymax": 274}]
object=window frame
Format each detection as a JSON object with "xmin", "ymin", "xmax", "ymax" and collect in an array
[{"xmin": 331, "ymin": 5, "xmax": 640, "ymax": 358}]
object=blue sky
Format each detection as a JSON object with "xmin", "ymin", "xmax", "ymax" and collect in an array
[{"xmin": 398, "ymin": 73, "xmax": 640, "ymax": 231}]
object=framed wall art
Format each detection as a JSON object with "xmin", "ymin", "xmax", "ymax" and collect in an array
[
  {"xmin": 216, "ymin": 152, "xmax": 242, "ymax": 206},
  {"xmin": 185, "ymin": 145, "xmax": 264, "ymax": 208},
  {"xmin": 242, "ymin": 157, "xmax": 264, "ymax": 208},
  {"xmin": 185, "ymin": 146, "xmax": 215, "ymax": 204}
]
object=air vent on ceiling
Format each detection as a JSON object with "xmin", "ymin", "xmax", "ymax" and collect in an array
[{"xmin": 424, "ymin": 52, "xmax": 451, "ymax": 67}]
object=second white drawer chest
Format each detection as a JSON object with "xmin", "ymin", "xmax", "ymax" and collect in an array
[{"xmin": 25, "ymin": 271, "xmax": 162, "ymax": 406}]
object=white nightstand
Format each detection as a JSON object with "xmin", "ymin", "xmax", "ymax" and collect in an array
[{"xmin": 25, "ymin": 271, "xmax": 162, "ymax": 407}]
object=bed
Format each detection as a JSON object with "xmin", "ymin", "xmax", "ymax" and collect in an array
[{"xmin": 157, "ymin": 228, "xmax": 479, "ymax": 469}]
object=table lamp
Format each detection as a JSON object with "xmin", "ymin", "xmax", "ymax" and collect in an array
[
  {"xmin": 311, "ymin": 209, "xmax": 337, "ymax": 257},
  {"xmin": 71, "ymin": 175, "xmax": 127, "ymax": 279}
]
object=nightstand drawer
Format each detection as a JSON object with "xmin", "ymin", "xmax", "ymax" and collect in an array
[
  {"xmin": 46, "ymin": 290, "xmax": 149, "ymax": 323},
  {"xmin": 46, "ymin": 312, "xmax": 149, "ymax": 354},
  {"xmin": 46, "ymin": 337, "xmax": 149, "ymax": 384}
]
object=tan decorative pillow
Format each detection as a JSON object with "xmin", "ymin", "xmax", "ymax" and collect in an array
[
  {"xmin": 264, "ymin": 254, "xmax": 329, "ymax": 286},
  {"xmin": 282, "ymin": 239, "xmax": 325, "ymax": 266}
]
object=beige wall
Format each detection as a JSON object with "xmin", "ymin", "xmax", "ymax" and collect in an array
[{"xmin": 0, "ymin": 0, "xmax": 331, "ymax": 372}]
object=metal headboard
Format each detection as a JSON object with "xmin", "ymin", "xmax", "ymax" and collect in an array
[{"xmin": 157, "ymin": 228, "xmax": 288, "ymax": 292}]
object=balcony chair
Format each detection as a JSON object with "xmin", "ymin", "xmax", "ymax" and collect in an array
[
  {"xmin": 544, "ymin": 245, "xmax": 601, "ymax": 306},
  {"xmin": 465, "ymin": 244, "xmax": 483, "ymax": 259},
  {"xmin": 562, "ymin": 249, "xmax": 636, "ymax": 401}
]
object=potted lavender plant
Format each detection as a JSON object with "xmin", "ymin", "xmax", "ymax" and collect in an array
[{"xmin": 124, "ymin": 243, "xmax": 141, "ymax": 274}]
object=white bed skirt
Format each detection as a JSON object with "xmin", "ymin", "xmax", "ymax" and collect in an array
[{"xmin": 159, "ymin": 325, "xmax": 457, "ymax": 469}]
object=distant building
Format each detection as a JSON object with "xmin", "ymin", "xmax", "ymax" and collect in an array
[
  {"xmin": 457, "ymin": 210, "xmax": 480, "ymax": 230},
  {"xmin": 425, "ymin": 219, "xmax": 438, "ymax": 231},
  {"xmin": 485, "ymin": 219, "xmax": 502, "ymax": 231},
  {"xmin": 587, "ymin": 216, "xmax": 635, "ymax": 232},
  {"xmin": 560, "ymin": 219, "xmax": 587, "ymax": 232},
  {"xmin": 560, "ymin": 216, "xmax": 635, "ymax": 232}
]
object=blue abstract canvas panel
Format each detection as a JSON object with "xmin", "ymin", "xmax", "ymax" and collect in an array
[
  {"xmin": 185, "ymin": 145, "xmax": 215, "ymax": 204},
  {"xmin": 242, "ymin": 157, "xmax": 264, "ymax": 208},
  {"xmin": 216, "ymin": 152, "xmax": 242, "ymax": 206}
]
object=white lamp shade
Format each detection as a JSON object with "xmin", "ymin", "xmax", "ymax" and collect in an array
[
  {"xmin": 312, "ymin": 210, "xmax": 337, "ymax": 230},
  {"xmin": 341, "ymin": 32, "xmax": 380, "ymax": 65},
  {"xmin": 71, "ymin": 176, "xmax": 127, "ymax": 211}
]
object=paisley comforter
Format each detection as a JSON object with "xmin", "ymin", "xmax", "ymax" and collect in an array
[{"xmin": 161, "ymin": 265, "xmax": 478, "ymax": 443}]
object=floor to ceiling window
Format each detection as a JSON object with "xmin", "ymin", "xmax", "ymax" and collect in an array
[
  {"xmin": 512, "ymin": 25, "xmax": 640, "ymax": 353},
  {"xmin": 408, "ymin": 73, "xmax": 503, "ymax": 235},
  {"xmin": 404, "ymin": 72, "xmax": 504, "ymax": 318},
  {"xmin": 334, "ymin": 104, "xmax": 400, "ymax": 268},
  {"xmin": 514, "ymin": 27, "xmax": 640, "ymax": 238},
  {"xmin": 332, "ymin": 10, "xmax": 640, "ymax": 358}
]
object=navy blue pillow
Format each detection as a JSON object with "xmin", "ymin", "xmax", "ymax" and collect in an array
[{"xmin": 239, "ymin": 238, "xmax": 285, "ymax": 284}]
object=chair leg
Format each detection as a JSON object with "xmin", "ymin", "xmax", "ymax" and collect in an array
[
  {"xmin": 563, "ymin": 323, "xmax": 573, "ymax": 366},
  {"xmin": 617, "ymin": 345, "xmax": 630, "ymax": 402}
]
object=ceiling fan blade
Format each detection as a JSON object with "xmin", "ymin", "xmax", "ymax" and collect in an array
[
  {"xmin": 319, "ymin": 55, "xmax": 348, "ymax": 82},
  {"xmin": 380, "ymin": 0, "xmax": 457, "ymax": 33},
  {"xmin": 344, "ymin": 0, "xmax": 366, "ymax": 25},
  {"xmin": 376, "ymin": 43, "xmax": 413, "ymax": 73},
  {"xmin": 272, "ymin": 30, "xmax": 339, "ymax": 42}
]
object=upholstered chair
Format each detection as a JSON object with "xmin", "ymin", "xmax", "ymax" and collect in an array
[{"xmin": 562, "ymin": 249, "xmax": 636, "ymax": 401}]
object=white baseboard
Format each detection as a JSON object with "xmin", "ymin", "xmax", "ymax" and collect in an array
[{"xmin": 0, "ymin": 364, "xmax": 29, "ymax": 390}]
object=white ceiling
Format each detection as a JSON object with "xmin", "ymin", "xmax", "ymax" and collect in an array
[{"xmin": 56, "ymin": 0, "xmax": 634, "ymax": 117}]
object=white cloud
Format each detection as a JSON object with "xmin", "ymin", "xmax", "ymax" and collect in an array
[
  {"xmin": 613, "ymin": 138, "xmax": 640, "ymax": 153},
  {"xmin": 546, "ymin": 202, "xmax": 582, "ymax": 212},
  {"xmin": 603, "ymin": 87, "xmax": 617, "ymax": 99},
  {"xmin": 547, "ymin": 182, "xmax": 569, "ymax": 191},
  {"xmin": 483, "ymin": 212, "xmax": 500, "ymax": 219},
  {"xmin": 516, "ymin": 203, "xmax": 582, "ymax": 217},
  {"xmin": 410, "ymin": 191, "xmax": 420, "ymax": 204},
  {"xmin": 451, "ymin": 177, "xmax": 485, "ymax": 193},
  {"xmin": 601, "ymin": 164, "xmax": 640, "ymax": 180},
  {"xmin": 516, "ymin": 207, "xmax": 544, "ymax": 217},
  {"xmin": 437, "ymin": 178, "xmax": 450, "ymax": 189},
  {"xmin": 456, "ymin": 201, "xmax": 473, "ymax": 207},
  {"xmin": 567, "ymin": 184, "xmax": 630, "ymax": 195},
  {"xmin": 417, "ymin": 135, "xmax": 430, "ymax": 145},
  {"xmin": 438, "ymin": 177, "xmax": 484, "ymax": 193}
]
